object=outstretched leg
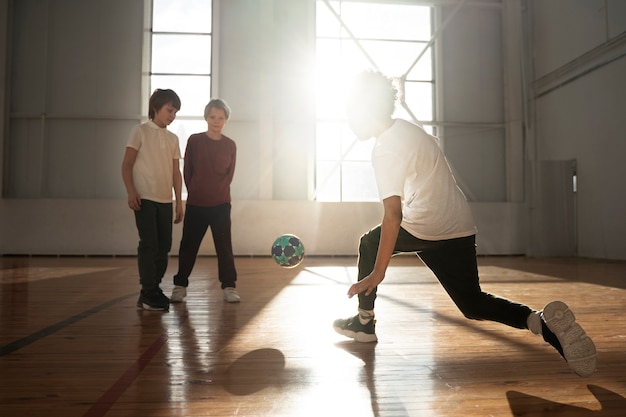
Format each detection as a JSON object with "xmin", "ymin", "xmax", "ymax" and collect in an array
[
  {"xmin": 417, "ymin": 235, "xmax": 532, "ymax": 329},
  {"xmin": 419, "ymin": 236, "xmax": 596, "ymax": 376}
]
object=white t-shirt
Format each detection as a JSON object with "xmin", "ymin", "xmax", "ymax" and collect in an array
[
  {"xmin": 372, "ymin": 119, "xmax": 476, "ymax": 240},
  {"xmin": 126, "ymin": 121, "xmax": 181, "ymax": 203}
]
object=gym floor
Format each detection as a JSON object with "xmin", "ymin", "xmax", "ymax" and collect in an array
[{"xmin": 1, "ymin": 255, "xmax": 624, "ymax": 417}]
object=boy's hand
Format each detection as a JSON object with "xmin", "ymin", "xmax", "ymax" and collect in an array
[
  {"xmin": 347, "ymin": 272, "xmax": 385, "ymax": 298},
  {"xmin": 127, "ymin": 192, "xmax": 141, "ymax": 211},
  {"xmin": 174, "ymin": 203, "xmax": 184, "ymax": 224}
]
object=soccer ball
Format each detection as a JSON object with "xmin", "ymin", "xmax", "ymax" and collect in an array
[{"xmin": 271, "ymin": 234, "xmax": 305, "ymax": 268}]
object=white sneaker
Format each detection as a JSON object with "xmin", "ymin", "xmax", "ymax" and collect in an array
[
  {"xmin": 170, "ymin": 285, "xmax": 187, "ymax": 303},
  {"xmin": 542, "ymin": 300, "xmax": 597, "ymax": 377},
  {"xmin": 223, "ymin": 287, "xmax": 240, "ymax": 303}
]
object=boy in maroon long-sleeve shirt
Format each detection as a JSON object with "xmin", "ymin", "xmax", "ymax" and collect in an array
[{"xmin": 171, "ymin": 98, "xmax": 240, "ymax": 303}]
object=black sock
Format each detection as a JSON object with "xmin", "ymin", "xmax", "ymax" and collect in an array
[{"xmin": 541, "ymin": 319, "xmax": 564, "ymax": 358}]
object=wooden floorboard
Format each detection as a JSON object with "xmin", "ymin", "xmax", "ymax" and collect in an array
[{"xmin": 1, "ymin": 255, "xmax": 625, "ymax": 416}]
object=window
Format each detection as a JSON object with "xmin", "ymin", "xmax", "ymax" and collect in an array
[
  {"xmin": 151, "ymin": 0, "xmax": 213, "ymax": 198},
  {"xmin": 315, "ymin": 1, "xmax": 434, "ymax": 201}
]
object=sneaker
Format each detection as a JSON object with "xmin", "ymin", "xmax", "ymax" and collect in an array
[
  {"xmin": 333, "ymin": 314, "xmax": 378, "ymax": 343},
  {"xmin": 136, "ymin": 289, "xmax": 170, "ymax": 311},
  {"xmin": 223, "ymin": 287, "xmax": 241, "ymax": 303},
  {"xmin": 171, "ymin": 285, "xmax": 187, "ymax": 303},
  {"xmin": 541, "ymin": 300, "xmax": 596, "ymax": 377},
  {"xmin": 155, "ymin": 287, "xmax": 171, "ymax": 306}
]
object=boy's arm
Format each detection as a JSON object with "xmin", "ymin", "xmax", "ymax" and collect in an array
[
  {"xmin": 227, "ymin": 145, "xmax": 237, "ymax": 184},
  {"xmin": 183, "ymin": 142, "xmax": 192, "ymax": 187},
  {"xmin": 172, "ymin": 159, "xmax": 184, "ymax": 224},
  {"xmin": 122, "ymin": 147, "xmax": 141, "ymax": 211},
  {"xmin": 348, "ymin": 195, "xmax": 402, "ymax": 298}
]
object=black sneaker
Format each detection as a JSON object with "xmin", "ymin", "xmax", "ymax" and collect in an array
[
  {"xmin": 541, "ymin": 300, "xmax": 596, "ymax": 377},
  {"xmin": 136, "ymin": 289, "xmax": 170, "ymax": 311},
  {"xmin": 333, "ymin": 314, "xmax": 378, "ymax": 343},
  {"xmin": 155, "ymin": 287, "xmax": 171, "ymax": 305}
]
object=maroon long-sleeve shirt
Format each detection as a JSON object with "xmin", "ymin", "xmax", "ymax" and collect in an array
[{"xmin": 184, "ymin": 132, "xmax": 236, "ymax": 207}]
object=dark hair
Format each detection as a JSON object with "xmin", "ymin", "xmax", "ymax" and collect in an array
[
  {"xmin": 148, "ymin": 89, "xmax": 181, "ymax": 120},
  {"xmin": 204, "ymin": 98, "xmax": 231, "ymax": 120}
]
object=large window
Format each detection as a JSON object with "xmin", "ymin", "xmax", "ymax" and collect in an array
[
  {"xmin": 151, "ymin": 0, "xmax": 213, "ymax": 198},
  {"xmin": 315, "ymin": 1, "xmax": 434, "ymax": 202}
]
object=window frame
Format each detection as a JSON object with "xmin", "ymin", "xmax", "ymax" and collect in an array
[
  {"xmin": 314, "ymin": 0, "xmax": 435, "ymax": 202},
  {"xmin": 148, "ymin": 0, "xmax": 214, "ymax": 200}
]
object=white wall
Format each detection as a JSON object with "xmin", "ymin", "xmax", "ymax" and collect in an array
[
  {"xmin": 439, "ymin": 2, "xmax": 507, "ymax": 202},
  {"xmin": 529, "ymin": 0, "xmax": 626, "ymax": 259},
  {"xmin": 0, "ymin": 199, "xmax": 525, "ymax": 256},
  {"xmin": 0, "ymin": 0, "xmax": 7, "ymax": 193},
  {"xmin": 532, "ymin": 0, "xmax": 626, "ymax": 78}
]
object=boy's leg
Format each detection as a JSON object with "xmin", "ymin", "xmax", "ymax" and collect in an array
[
  {"xmin": 355, "ymin": 225, "xmax": 381, "ymax": 311},
  {"xmin": 334, "ymin": 225, "xmax": 427, "ymax": 342},
  {"xmin": 355, "ymin": 225, "xmax": 441, "ymax": 310},
  {"xmin": 155, "ymin": 202, "xmax": 174, "ymax": 286},
  {"xmin": 418, "ymin": 236, "xmax": 596, "ymax": 376},
  {"xmin": 134, "ymin": 200, "xmax": 169, "ymax": 310},
  {"xmin": 209, "ymin": 203, "xmax": 237, "ymax": 289},
  {"xmin": 417, "ymin": 235, "xmax": 532, "ymax": 329},
  {"xmin": 174, "ymin": 205, "xmax": 210, "ymax": 287},
  {"xmin": 134, "ymin": 200, "xmax": 160, "ymax": 290},
  {"xmin": 333, "ymin": 225, "xmax": 381, "ymax": 342}
]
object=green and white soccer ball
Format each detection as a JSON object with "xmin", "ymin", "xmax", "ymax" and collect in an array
[{"xmin": 271, "ymin": 234, "xmax": 305, "ymax": 268}]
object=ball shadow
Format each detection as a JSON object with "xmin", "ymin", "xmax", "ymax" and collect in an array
[{"xmin": 223, "ymin": 348, "xmax": 287, "ymax": 395}]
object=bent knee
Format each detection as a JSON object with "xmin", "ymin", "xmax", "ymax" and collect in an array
[{"xmin": 456, "ymin": 303, "xmax": 487, "ymax": 321}]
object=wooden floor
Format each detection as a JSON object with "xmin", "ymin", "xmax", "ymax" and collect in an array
[{"xmin": 1, "ymin": 255, "xmax": 625, "ymax": 417}]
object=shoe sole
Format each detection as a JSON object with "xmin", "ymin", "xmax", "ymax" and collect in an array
[
  {"xmin": 136, "ymin": 302, "xmax": 169, "ymax": 311},
  {"xmin": 333, "ymin": 325, "xmax": 378, "ymax": 343},
  {"xmin": 542, "ymin": 301, "xmax": 596, "ymax": 377}
]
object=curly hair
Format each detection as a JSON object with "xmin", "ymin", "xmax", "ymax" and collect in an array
[{"xmin": 351, "ymin": 70, "xmax": 398, "ymax": 118}]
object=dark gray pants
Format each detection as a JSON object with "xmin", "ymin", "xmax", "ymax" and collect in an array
[
  {"xmin": 174, "ymin": 203, "xmax": 237, "ymax": 289},
  {"xmin": 357, "ymin": 226, "xmax": 532, "ymax": 329},
  {"xmin": 134, "ymin": 200, "xmax": 173, "ymax": 290}
]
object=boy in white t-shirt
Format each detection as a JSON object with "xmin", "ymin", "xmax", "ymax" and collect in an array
[
  {"xmin": 333, "ymin": 71, "xmax": 596, "ymax": 377},
  {"xmin": 122, "ymin": 89, "xmax": 184, "ymax": 311}
]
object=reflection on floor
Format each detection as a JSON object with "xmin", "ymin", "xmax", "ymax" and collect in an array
[{"xmin": 1, "ymin": 255, "xmax": 625, "ymax": 417}]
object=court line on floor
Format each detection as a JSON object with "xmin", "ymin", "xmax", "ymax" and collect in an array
[
  {"xmin": 81, "ymin": 332, "xmax": 168, "ymax": 417},
  {"xmin": 82, "ymin": 310, "xmax": 191, "ymax": 417},
  {"xmin": 0, "ymin": 293, "xmax": 136, "ymax": 356}
]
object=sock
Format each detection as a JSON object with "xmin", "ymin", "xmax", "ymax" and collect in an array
[
  {"xmin": 541, "ymin": 318, "xmax": 565, "ymax": 358},
  {"xmin": 527, "ymin": 310, "xmax": 543, "ymax": 335},
  {"xmin": 358, "ymin": 308, "xmax": 374, "ymax": 325}
]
